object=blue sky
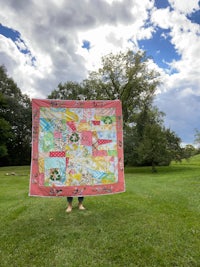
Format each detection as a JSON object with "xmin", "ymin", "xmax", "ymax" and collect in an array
[
  {"xmin": 138, "ymin": 27, "xmax": 181, "ymax": 71},
  {"xmin": 0, "ymin": 0, "xmax": 199, "ymax": 145},
  {"xmin": 155, "ymin": 0, "xmax": 169, "ymax": 9}
]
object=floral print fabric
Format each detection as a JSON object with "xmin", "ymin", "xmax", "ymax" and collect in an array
[{"xmin": 29, "ymin": 99, "xmax": 125, "ymax": 197}]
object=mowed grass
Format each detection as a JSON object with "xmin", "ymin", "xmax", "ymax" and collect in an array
[{"xmin": 0, "ymin": 156, "xmax": 200, "ymax": 267}]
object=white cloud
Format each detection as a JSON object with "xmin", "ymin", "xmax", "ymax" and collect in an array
[
  {"xmin": 0, "ymin": 0, "xmax": 154, "ymax": 95},
  {"xmin": 168, "ymin": 0, "xmax": 199, "ymax": 15},
  {"xmin": 151, "ymin": 7, "xmax": 172, "ymax": 29},
  {"xmin": 149, "ymin": 3, "xmax": 200, "ymax": 144},
  {"xmin": 0, "ymin": 0, "xmax": 199, "ymax": 143},
  {"xmin": 151, "ymin": 5, "xmax": 200, "ymax": 96}
]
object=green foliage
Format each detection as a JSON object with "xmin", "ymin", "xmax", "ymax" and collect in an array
[
  {"xmin": 165, "ymin": 128, "xmax": 183, "ymax": 162},
  {"xmin": 0, "ymin": 117, "xmax": 12, "ymax": 157},
  {"xmin": 84, "ymin": 50, "xmax": 160, "ymax": 123},
  {"xmin": 0, "ymin": 49, "xmax": 184, "ymax": 167},
  {"xmin": 0, "ymin": 65, "xmax": 32, "ymax": 166},
  {"xmin": 182, "ymin": 144, "xmax": 198, "ymax": 160},
  {"xmin": 47, "ymin": 50, "xmax": 183, "ymax": 168},
  {"xmin": 125, "ymin": 106, "xmax": 183, "ymax": 170},
  {"xmin": 48, "ymin": 81, "xmax": 86, "ymax": 100},
  {"xmin": 48, "ymin": 50, "xmax": 160, "ymax": 124},
  {"xmin": 0, "ymin": 162, "xmax": 200, "ymax": 266},
  {"xmin": 136, "ymin": 123, "xmax": 168, "ymax": 171}
]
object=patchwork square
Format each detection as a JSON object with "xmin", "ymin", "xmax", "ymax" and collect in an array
[{"xmin": 29, "ymin": 99, "xmax": 125, "ymax": 197}]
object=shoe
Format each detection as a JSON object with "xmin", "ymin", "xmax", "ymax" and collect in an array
[{"xmin": 66, "ymin": 206, "xmax": 72, "ymax": 213}]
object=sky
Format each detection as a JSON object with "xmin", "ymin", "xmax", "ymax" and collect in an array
[{"xmin": 0, "ymin": 0, "xmax": 200, "ymax": 146}]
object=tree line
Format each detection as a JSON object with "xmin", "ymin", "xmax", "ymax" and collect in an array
[{"xmin": 0, "ymin": 50, "xmax": 199, "ymax": 170}]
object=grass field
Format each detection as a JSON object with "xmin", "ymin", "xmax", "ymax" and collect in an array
[{"xmin": 0, "ymin": 156, "xmax": 200, "ymax": 266}]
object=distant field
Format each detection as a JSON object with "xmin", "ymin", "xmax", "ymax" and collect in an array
[{"xmin": 0, "ymin": 156, "xmax": 200, "ymax": 266}]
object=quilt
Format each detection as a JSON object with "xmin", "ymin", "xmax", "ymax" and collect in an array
[{"xmin": 29, "ymin": 99, "xmax": 125, "ymax": 197}]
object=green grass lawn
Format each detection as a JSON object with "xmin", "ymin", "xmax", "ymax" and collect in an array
[{"xmin": 0, "ymin": 156, "xmax": 200, "ymax": 267}]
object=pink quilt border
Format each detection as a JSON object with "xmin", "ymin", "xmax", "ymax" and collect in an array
[{"xmin": 29, "ymin": 99, "xmax": 125, "ymax": 197}]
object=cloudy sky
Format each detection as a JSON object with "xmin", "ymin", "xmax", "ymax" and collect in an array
[{"xmin": 0, "ymin": 0, "xmax": 199, "ymax": 145}]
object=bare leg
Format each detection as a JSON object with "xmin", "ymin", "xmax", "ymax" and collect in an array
[
  {"xmin": 78, "ymin": 197, "xmax": 85, "ymax": 210},
  {"xmin": 66, "ymin": 197, "xmax": 73, "ymax": 213}
]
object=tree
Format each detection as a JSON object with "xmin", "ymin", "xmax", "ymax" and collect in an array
[
  {"xmin": 165, "ymin": 128, "xmax": 183, "ymax": 163},
  {"xmin": 83, "ymin": 50, "xmax": 160, "ymax": 124},
  {"xmin": 48, "ymin": 50, "xmax": 160, "ymax": 124},
  {"xmin": 48, "ymin": 50, "xmax": 183, "ymax": 169},
  {"xmin": 134, "ymin": 107, "xmax": 167, "ymax": 171},
  {"xmin": 0, "ymin": 92, "xmax": 12, "ymax": 158},
  {"xmin": 0, "ymin": 65, "xmax": 32, "ymax": 166},
  {"xmin": 0, "ymin": 117, "xmax": 12, "ymax": 158},
  {"xmin": 123, "ymin": 124, "xmax": 138, "ymax": 166},
  {"xmin": 48, "ymin": 81, "xmax": 86, "ymax": 100},
  {"xmin": 125, "ymin": 106, "xmax": 183, "ymax": 170},
  {"xmin": 182, "ymin": 144, "xmax": 197, "ymax": 160},
  {"xmin": 137, "ymin": 123, "xmax": 168, "ymax": 172}
]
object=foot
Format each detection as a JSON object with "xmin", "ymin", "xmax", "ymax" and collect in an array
[
  {"xmin": 78, "ymin": 203, "xmax": 85, "ymax": 210},
  {"xmin": 66, "ymin": 205, "xmax": 72, "ymax": 213}
]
